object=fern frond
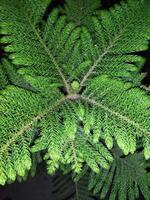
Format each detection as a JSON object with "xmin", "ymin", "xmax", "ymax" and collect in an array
[
  {"xmin": 82, "ymin": 75, "xmax": 150, "ymax": 158},
  {"xmin": 79, "ymin": 0, "xmax": 150, "ymax": 86},
  {"xmin": 0, "ymin": 62, "xmax": 8, "ymax": 89},
  {"xmin": 0, "ymin": 70, "xmax": 63, "ymax": 185},
  {"xmin": 32, "ymin": 102, "xmax": 113, "ymax": 174},
  {"xmin": 89, "ymin": 146, "xmax": 150, "ymax": 200},
  {"xmin": 0, "ymin": 0, "xmax": 80, "ymax": 93},
  {"xmin": 6, "ymin": 152, "xmax": 42, "ymax": 185},
  {"xmin": 0, "ymin": 59, "xmax": 37, "ymax": 92}
]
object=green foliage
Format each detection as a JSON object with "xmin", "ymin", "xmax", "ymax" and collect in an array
[
  {"xmin": 89, "ymin": 146, "xmax": 150, "ymax": 200},
  {"xmin": 0, "ymin": 59, "xmax": 37, "ymax": 91},
  {"xmin": 0, "ymin": 62, "xmax": 8, "ymax": 89},
  {"xmin": 78, "ymin": 0, "xmax": 150, "ymax": 85},
  {"xmin": 82, "ymin": 75, "xmax": 150, "ymax": 158},
  {"xmin": 0, "ymin": 1, "xmax": 150, "ymax": 199},
  {"xmin": 6, "ymin": 152, "xmax": 42, "ymax": 184},
  {"xmin": 32, "ymin": 103, "xmax": 113, "ymax": 175},
  {"xmin": 0, "ymin": 74, "xmax": 61, "ymax": 185}
]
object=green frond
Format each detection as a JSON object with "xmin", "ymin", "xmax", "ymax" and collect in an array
[
  {"xmin": 143, "ymin": 135, "xmax": 150, "ymax": 160},
  {"xmin": 43, "ymin": 8, "xmax": 81, "ymax": 70},
  {"xmin": 0, "ymin": 62, "xmax": 8, "ymax": 89},
  {"xmin": 32, "ymin": 102, "xmax": 113, "ymax": 175},
  {"xmin": 89, "ymin": 146, "xmax": 150, "ymax": 200},
  {"xmin": 0, "ymin": 0, "xmax": 80, "ymax": 92},
  {"xmin": 6, "ymin": 152, "xmax": 42, "ymax": 185},
  {"xmin": 0, "ymin": 70, "xmax": 62, "ymax": 185},
  {"xmin": 0, "ymin": 59, "xmax": 37, "ymax": 92},
  {"xmin": 79, "ymin": 0, "xmax": 150, "ymax": 86},
  {"xmin": 82, "ymin": 75, "xmax": 150, "ymax": 157}
]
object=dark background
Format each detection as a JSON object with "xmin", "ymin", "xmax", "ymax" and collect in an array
[{"xmin": 0, "ymin": 0, "xmax": 149, "ymax": 200}]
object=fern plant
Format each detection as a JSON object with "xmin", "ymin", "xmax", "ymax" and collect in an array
[{"xmin": 0, "ymin": 0, "xmax": 150, "ymax": 199}]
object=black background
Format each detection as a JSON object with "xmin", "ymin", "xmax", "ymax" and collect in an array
[{"xmin": 0, "ymin": 0, "xmax": 149, "ymax": 200}]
